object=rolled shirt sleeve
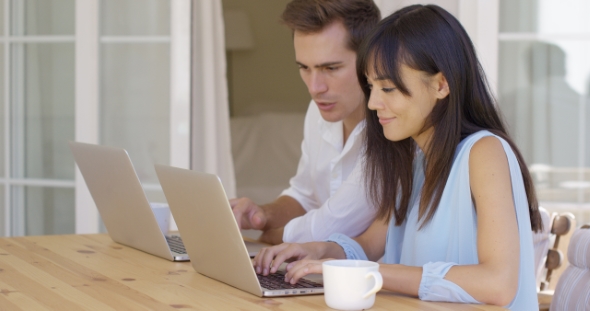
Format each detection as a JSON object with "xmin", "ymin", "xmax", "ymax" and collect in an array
[
  {"xmin": 419, "ymin": 261, "xmax": 480, "ymax": 304},
  {"xmin": 326, "ymin": 233, "xmax": 369, "ymax": 260},
  {"xmin": 283, "ymin": 161, "xmax": 375, "ymax": 242}
]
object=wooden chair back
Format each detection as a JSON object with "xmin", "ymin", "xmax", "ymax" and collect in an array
[{"xmin": 541, "ymin": 213, "xmax": 575, "ymax": 291}]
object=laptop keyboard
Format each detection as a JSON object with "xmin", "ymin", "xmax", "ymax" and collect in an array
[
  {"xmin": 165, "ymin": 235, "xmax": 187, "ymax": 254},
  {"xmin": 257, "ymin": 270, "xmax": 322, "ymax": 290}
]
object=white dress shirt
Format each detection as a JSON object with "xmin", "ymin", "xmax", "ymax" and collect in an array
[{"xmin": 281, "ymin": 101, "xmax": 376, "ymax": 243}]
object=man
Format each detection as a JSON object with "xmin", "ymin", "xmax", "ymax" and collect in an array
[{"xmin": 230, "ymin": 0, "xmax": 380, "ymax": 245}]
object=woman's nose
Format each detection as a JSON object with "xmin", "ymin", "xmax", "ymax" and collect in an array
[{"xmin": 367, "ymin": 92, "xmax": 382, "ymax": 110}]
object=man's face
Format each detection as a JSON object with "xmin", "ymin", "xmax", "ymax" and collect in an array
[{"xmin": 294, "ymin": 22, "xmax": 364, "ymax": 123}]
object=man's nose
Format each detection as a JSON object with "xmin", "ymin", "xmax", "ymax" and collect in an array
[{"xmin": 307, "ymin": 72, "xmax": 328, "ymax": 95}]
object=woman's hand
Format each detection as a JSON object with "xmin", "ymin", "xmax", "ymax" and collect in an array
[
  {"xmin": 284, "ymin": 258, "xmax": 330, "ymax": 284},
  {"xmin": 253, "ymin": 242, "xmax": 328, "ymax": 276}
]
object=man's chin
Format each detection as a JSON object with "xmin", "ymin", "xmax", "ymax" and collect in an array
[{"xmin": 318, "ymin": 110, "xmax": 343, "ymax": 123}]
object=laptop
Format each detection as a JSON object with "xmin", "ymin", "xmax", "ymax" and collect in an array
[
  {"xmin": 69, "ymin": 141, "xmax": 189, "ymax": 261},
  {"xmin": 154, "ymin": 164, "xmax": 324, "ymax": 297}
]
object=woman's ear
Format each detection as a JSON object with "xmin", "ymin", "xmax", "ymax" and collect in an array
[{"xmin": 433, "ymin": 72, "xmax": 450, "ymax": 99}]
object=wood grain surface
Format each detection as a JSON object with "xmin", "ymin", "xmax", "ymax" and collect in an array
[{"xmin": 0, "ymin": 234, "xmax": 506, "ymax": 310}]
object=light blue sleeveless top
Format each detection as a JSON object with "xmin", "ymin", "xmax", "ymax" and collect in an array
[
  {"xmin": 329, "ymin": 130, "xmax": 538, "ymax": 309},
  {"xmin": 382, "ymin": 130, "xmax": 538, "ymax": 310}
]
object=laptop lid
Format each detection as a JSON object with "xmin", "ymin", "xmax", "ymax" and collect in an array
[
  {"xmin": 155, "ymin": 164, "xmax": 323, "ymax": 297},
  {"xmin": 69, "ymin": 141, "xmax": 187, "ymax": 261}
]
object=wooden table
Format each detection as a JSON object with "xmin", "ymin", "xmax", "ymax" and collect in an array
[{"xmin": 0, "ymin": 234, "xmax": 505, "ymax": 310}]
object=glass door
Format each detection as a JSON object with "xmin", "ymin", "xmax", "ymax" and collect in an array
[
  {"xmin": 99, "ymin": 0, "xmax": 173, "ymax": 208},
  {"xmin": 498, "ymin": 0, "xmax": 590, "ymax": 223},
  {"xmin": 1, "ymin": 0, "xmax": 190, "ymax": 236},
  {"xmin": 1, "ymin": 0, "xmax": 76, "ymax": 236}
]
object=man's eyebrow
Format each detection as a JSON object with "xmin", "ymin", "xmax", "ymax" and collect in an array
[{"xmin": 296, "ymin": 61, "xmax": 343, "ymax": 68}]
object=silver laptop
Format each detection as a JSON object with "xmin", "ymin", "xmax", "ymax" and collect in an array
[
  {"xmin": 154, "ymin": 164, "xmax": 324, "ymax": 297},
  {"xmin": 69, "ymin": 141, "xmax": 189, "ymax": 261}
]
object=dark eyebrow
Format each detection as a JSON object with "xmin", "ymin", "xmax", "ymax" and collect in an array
[{"xmin": 296, "ymin": 61, "xmax": 343, "ymax": 68}]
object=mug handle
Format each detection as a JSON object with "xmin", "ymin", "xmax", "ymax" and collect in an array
[{"xmin": 362, "ymin": 271, "xmax": 383, "ymax": 299}]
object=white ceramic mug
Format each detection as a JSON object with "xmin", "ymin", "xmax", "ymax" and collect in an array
[
  {"xmin": 322, "ymin": 260, "xmax": 383, "ymax": 310},
  {"xmin": 150, "ymin": 202, "xmax": 170, "ymax": 235}
]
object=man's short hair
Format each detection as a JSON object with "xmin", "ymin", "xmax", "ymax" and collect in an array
[{"xmin": 281, "ymin": 0, "xmax": 381, "ymax": 53}]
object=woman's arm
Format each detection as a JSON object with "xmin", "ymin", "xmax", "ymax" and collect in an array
[
  {"xmin": 442, "ymin": 136, "xmax": 520, "ymax": 305},
  {"xmin": 353, "ymin": 218, "xmax": 389, "ymax": 261}
]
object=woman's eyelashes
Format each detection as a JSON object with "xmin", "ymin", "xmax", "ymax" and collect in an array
[{"xmin": 367, "ymin": 83, "xmax": 397, "ymax": 93}]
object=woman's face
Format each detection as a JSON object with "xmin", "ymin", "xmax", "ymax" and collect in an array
[{"xmin": 366, "ymin": 63, "xmax": 449, "ymax": 151}]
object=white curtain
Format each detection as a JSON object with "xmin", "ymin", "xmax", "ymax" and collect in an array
[{"xmin": 190, "ymin": 0, "xmax": 236, "ymax": 198}]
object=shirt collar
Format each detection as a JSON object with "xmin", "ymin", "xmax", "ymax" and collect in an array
[{"xmin": 318, "ymin": 117, "xmax": 366, "ymax": 152}]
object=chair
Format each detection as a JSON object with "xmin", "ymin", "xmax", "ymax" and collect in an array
[
  {"xmin": 536, "ymin": 211, "xmax": 575, "ymax": 311},
  {"xmin": 533, "ymin": 207, "xmax": 552, "ymax": 288},
  {"xmin": 542, "ymin": 213, "xmax": 575, "ymax": 290},
  {"xmin": 549, "ymin": 224, "xmax": 590, "ymax": 311}
]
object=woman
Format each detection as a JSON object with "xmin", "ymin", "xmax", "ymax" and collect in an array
[{"xmin": 253, "ymin": 4, "xmax": 542, "ymax": 310}]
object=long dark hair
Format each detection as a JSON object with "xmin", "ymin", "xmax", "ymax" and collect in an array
[{"xmin": 358, "ymin": 5, "xmax": 543, "ymax": 232}]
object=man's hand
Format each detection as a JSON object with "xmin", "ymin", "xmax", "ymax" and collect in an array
[{"xmin": 229, "ymin": 197, "xmax": 267, "ymax": 230}]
